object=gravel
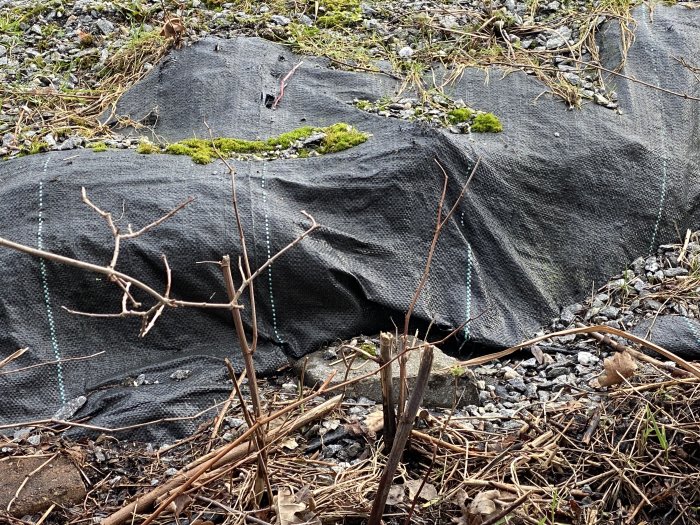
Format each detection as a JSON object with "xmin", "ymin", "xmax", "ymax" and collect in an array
[{"xmin": 2, "ymin": 0, "xmax": 626, "ymax": 159}]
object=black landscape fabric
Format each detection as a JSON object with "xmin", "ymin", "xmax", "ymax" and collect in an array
[{"xmin": 0, "ymin": 6, "xmax": 698, "ymax": 440}]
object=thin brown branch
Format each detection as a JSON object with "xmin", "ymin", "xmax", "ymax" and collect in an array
[
  {"xmin": 0, "ymin": 236, "xmax": 240, "ymax": 311},
  {"xmin": 0, "ymin": 348, "xmax": 28, "ymax": 371},
  {"xmin": 455, "ymin": 324, "xmax": 700, "ymax": 379},
  {"xmin": 0, "ymin": 351, "xmax": 105, "ymax": 376},
  {"xmin": 235, "ymin": 210, "xmax": 320, "ymax": 301},
  {"xmin": 272, "ymin": 61, "xmax": 303, "ymax": 109},
  {"xmin": 368, "ymin": 345, "xmax": 434, "ymax": 525}
]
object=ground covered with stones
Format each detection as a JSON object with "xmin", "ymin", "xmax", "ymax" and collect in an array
[
  {"xmin": 1, "ymin": 235, "xmax": 699, "ymax": 524},
  {"xmin": 1, "ymin": 1, "xmax": 700, "ymax": 524},
  {"xmin": 0, "ymin": 0, "xmax": 648, "ymax": 158}
]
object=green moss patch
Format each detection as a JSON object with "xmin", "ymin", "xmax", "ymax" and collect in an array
[
  {"xmin": 470, "ymin": 113, "xmax": 503, "ymax": 133},
  {"xmin": 136, "ymin": 139, "xmax": 159, "ymax": 154},
  {"xmin": 156, "ymin": 123, "xmax": 368, "ymax": 164},
  {"xmin": 447, "ymin": 108, "xmax": 474, "ymax": 124},
  {"xmin": 91, "ymin": 141, "xmax": 107, "ymax": 152},
  {"xmin": 316, "ymin": 0, "xmax": 362, "ymax": 28}
]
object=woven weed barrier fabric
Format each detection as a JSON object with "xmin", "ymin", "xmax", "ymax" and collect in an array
[{"xmin": 0, "ymin": 5, "xmax": 698, "ymax": 439}]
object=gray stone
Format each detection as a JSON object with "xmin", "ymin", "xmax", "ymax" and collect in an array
[
  {"xmin": 96, "ymin": 18, "xmax": 115, "ymax": 35},
  {"xmin": 633, "ymin": 280, "xmax": 647, "ymax": 293},
  {"xmin": 598, "ymin": 305, "xmax": 619, "ymax": 319},
  {"xmin": 563, "ymin": 72, "xmax": 580, "ymax": 86},
  {"xmin": 545, "ymin": 366, "xmax": 569, "ymax": 379},
  {"xmin": 295, "ymin": 343, "xmax": 480, "ymax": 409},
  {"xmin": 508, "ymin": 376, "xmax": 527, "ymax": 393},
  {"xmin": 643, "ymin": 299, "xmax": 664, "ymax": 311},
  {"xmin": 502, "ymin": 366, "xmax": 520, "ymax": 380},
  {"xmin": 577, "ymin": 351, "xmax": 598, "ymax": 366},
  {"xmin": 546, "ymin": 35, "xmax": 566, "ymax": 49},
  {"xmin": 645, "ymin": 257, "xmax": 660, "ymax": 272},
  {"xmin": 594, "ymin": 93, "xmax": 610, "ymax": 105},
  {"xmin": 169, "ymin": 369, "xmax": 191, "ymax": 381},
  {"xmin": 524, "ymin": 383, "xmax": 538, "ymax": 398},
  {"xmin": 2, "ymin": 133, "xmax": 15, "ymax": 148},
  {"xmin": 270, "ymin": 15, "xmax": 291, "ymax": 26},
  {"xmin": 225, "ymin": 417, "xmax": 245, "ymax": 429},
  {"xmin": 398, "ymin": 46, "xmax": 413, "ymax": 58},
  {"xmin": 52, "ymin": 396, "xmax": 87, "ymax": 420},
  {"xmin": 630, "ymin": 257, "xmax": 645, "ymax": 274},
  {"xmin": 559, "ymin": 307, "xmax": 576, "ymax": 323},
  {"xmin": 297, "ymin": 14, "xmax": 313, "ymax": 26},
  {"xmin": 663, "ymin": 267, "xmax": 688, "ymax": 278},
  {"xmin": 59, "ymin": 136, "xmax": 81, "ymax": 150}
]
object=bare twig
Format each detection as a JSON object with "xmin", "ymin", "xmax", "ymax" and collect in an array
[
  {"xmin": 379, "ymin": 332, "xmax": 397, "ymax": 450},
  {"xmin": 368, "ymin": 345, "xmax": 434, "ymax": 525},
  {"xmin": 456, "ymin": 324, "xmax": 700, "ymax": 379},
  {"xmin": 0, "ymin": 236, "xmax": 240, "ymax": 311},
  {"xmin": 272, "ymin": 61, "xmax": 303, "ymax": 109},
  {"xmin": 0, "ymin": 348, "xmax": 28, "ymax": 371},
  {"xmin": 108, "ymin": 393, "xmax": 342, "ymax": 525},
  {"xmin": 0, "ymin": 351, "xmax": 105, "ymax": 376}
]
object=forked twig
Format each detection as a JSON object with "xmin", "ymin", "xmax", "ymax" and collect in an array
[{"xmin": 272, "ymin": 61, "xmax": 303, "ymax": 109}]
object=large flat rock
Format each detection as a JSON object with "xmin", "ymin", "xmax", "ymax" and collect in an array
[
  {"xmin": 296, "ymin": 343, "xmax": 479, "ymax": 408},
  {"xmin": 0, "ymin": 454, "xmax": 86, "ymax": 517}
]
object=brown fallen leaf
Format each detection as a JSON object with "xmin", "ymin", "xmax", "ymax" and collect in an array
[
  {"xmin": 161, "ymin": 16, "xmax": 185, "ymax": 40},
  {"xmin": 386, "ymin": 484, "xmax": 405, "ymax": 506},
  {"xmin": 364, "ymin": 410, "xmax": 384, "ymax": 433},
  {"xmin": 155, "ymin": 493, "xmax": 191, "ymax": 518},
  {"xmin": 405, "ymin": 479, "xmax": 438, "ymax": 502},
  {"xmin": 467, "ymin": 489, "xmax": 503, "ymax": 525},
  {"xmin": 274, "ymin": 487, "xmax": 321, "ymax": 525},
  {"xmin": 596, "ymin": 351, "xmax": 638, "ymax": 387},
  {"xmin": 280, "ymin": 437, "xmax": 298, "ymax": 450}
]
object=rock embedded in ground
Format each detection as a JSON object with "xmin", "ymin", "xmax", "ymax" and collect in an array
[
  {"xmin": 296, "ymin": 343, "xmax": 479, "ymax": 408},
  {"xmin": 0, "ymin": 455, "xmax": 86, "ymax": 517}
]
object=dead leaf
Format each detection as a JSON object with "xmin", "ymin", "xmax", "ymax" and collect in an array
[
  {"xmin": 448, "ymin": 488, "xmax": 468, "ymax": 509},
  {"xmin": 191, "ymin": 521, "xmax": 214, "ymax": 525},
  {"xmin": 274, "ymin": 487, "xmax": 320, "ymax": 525},
  {"xmin": 467, "ymin": 490, "xmax": 502, "ymax": 525},
  {"xmin": 321, "ymin": 419, "xmax": 340, "ymax": 431},
  {"xmin": 280, "ymin": 437, "xmax": 298, "ymax": 450},
  {"xmin": 168, "ymin": 494, "xmax": 192, "ymax": 518},
  {"xmin": 531, "ymin": 345, "xmax": 545, "ymax": 364},
  {"xmin": 405, "ymin": 479, "xmax": 438, "ymax": 502},
  {"xmin": 596, "ymin": 351, "xmax": 637, "ymax": 387},
  {"xmin": 77, "ymin": 29, "xmax": 94, "ymax": 47},
  {"xmin": 161, "ymin": 16, "xmax": 185, "ymax": 39},
  {"xmin": 364, "ymin": 410, "xmax": 384, "ymax": 433},
  {"xmin": 386, "ymin": 484, "xmax": 405, "ymax": 506}
]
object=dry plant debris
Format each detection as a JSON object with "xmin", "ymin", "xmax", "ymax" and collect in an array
[
  {"xmin": 4, "ymin": 0, "xmax": 698, "ymax": 160},
  {"xmin": 0, "ymin": 361, "xmax": 697, "ymax": 525}
]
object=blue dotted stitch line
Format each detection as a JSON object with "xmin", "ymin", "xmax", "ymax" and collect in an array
[
  {"xmin": 465, "ymin": 242, "xmax": 473, "ymax": 340},
  {"xmin": 648, "ymin": 157, "xmax": 668, "ymax": 256},
  {"xmin": 682, "ymin": 316, "xmax": 700, "ymax": 348},
  {"xmin": 38, "ymin": 173, "xmax": 66, "ymax": 404},
  {"xmin": 640, "ymin": 8, "xmax": 668, "ymax": 257},
  {"xmin": 260, "ymin": 171, "xmax": 283, "ymax": 343},
  {"xmin": 460, "ymin": 211, "xmax": 473, "ymax": 340}
]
